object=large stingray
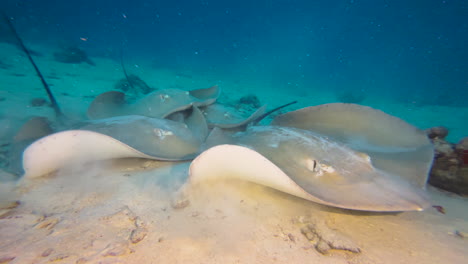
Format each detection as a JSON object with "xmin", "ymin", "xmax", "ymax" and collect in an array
[
  {"xmin": 271, "ymin": 103, "xmax": 434, "ymax": 188},
  {"xmin": 87, "ymin": 85, "xmax": 220, "ymax": 120},
  {"xmin": 188, "ymin": 103, "xmax": 435, "ymax": 212},
  {"xmin": 22, "ymin": 116, "xmax": 203, "ymax": 179},
  {"xmin": 189, "ymin": 126, "xmax": 431, "ymax": 212}
]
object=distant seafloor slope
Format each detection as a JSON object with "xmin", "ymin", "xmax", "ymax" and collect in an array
[{"xmin": 0, "ymin": 0, "xmax": 466, "ymax": 142}]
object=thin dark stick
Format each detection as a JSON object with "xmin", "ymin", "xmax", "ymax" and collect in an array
[{"xmin": 2, "ymin": 13, "xmax": 64, "ymax": 119}]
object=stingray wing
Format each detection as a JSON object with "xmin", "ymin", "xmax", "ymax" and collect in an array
[
  {"xmin": 22, "ymin": 116, "xmax": 203, "ymax": 179},
  {"xmin": 272, "ymin": 103, "xmax": 434, "ymax": 188}
]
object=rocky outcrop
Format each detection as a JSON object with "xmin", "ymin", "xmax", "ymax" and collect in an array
[{"xmin": 427, "ymin": 127, "xmax": 468, "ymax": 196}]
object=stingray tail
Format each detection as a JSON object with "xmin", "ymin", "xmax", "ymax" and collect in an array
[
  {"xmin": 253, "ymin": 100, "xmax": 298, "ymax": 125},
  {"xmin": 120, "ymin": 48, "xmax": 135, "ymax": 91},
  {"xmin": 2, "ymin": 13, "xmax": 64, "ymax": 120}
]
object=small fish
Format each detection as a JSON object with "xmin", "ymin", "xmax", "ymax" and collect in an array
[
  {"xmin": 432, "ymin": 205, "xmax": 446, "ymax": 214},
  {"xmin": 122, "ymin": 13, "xmax": 127, "ymax": 19},
  {"xmin": 80, "ymin": 37, "xmax": 88, "ymax": 42}
]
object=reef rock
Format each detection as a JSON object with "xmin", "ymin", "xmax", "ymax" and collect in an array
[
  {"xmin": 455, "ymin": 137, "xmax": 468, "ymax": 170},
  {"xmin": 428, "ymin": 130, "xmax": 468, "ymax": 196},
  {"xmin": 425, "ymin": 126, "xmax": 449, "ymax": 140}
]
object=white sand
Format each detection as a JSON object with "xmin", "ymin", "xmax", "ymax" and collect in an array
[{"xmin": 0, "ymin": 43, "xmax": 467, "ymax": 263}]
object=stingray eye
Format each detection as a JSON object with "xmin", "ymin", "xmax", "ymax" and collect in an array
[{"xmin": 305, "ymin": 158, "xmax": 320, "ymax": 173}]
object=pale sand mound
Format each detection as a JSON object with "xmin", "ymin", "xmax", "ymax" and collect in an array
[{"xmin": 0, "ymin": 159, "xmax": 466, "ymax": 264}]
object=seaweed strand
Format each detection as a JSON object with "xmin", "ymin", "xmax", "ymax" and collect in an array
[{"xmin": 2, "ymin": 13, "xmax": 64, "ymax": 119}]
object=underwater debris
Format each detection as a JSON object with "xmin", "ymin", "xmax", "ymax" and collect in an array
[
  {"xmin": 0, "ymin": 200, "xmax": 20, "ymax": 218},
  {"xmin": 130, "ymin": 225, "xmax": 148, "ymax": 244},
  {"xmin": 171, "ymin": 198, "xmax": 190, "ymax": 209},
  {"xmin": 41, "ymin": 248, "xmax": 54, "ymax": 257},
  {"xmin": 101, "ymin": 242, "xmax": 134, "ymax": 257},
  {"xmin": 432, "ymin": 205, "xmax": 446, "ymax": 214},
  {"xmin": 34, "ymin": 216, "xmax": 60, "ymax": 230},
  {"xmin": 48, "ymin": 253, "xmax": 71, "ymax": 262},
  {"xmin": 453, "ymin": 230, "xmax": 467, "ymax": 239},
  {"xmin": 53, "ymin": 45, "xmax": 96, "ymax": 66}
]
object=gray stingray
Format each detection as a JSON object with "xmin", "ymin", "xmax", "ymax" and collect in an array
[
  {"xmin": 161, "ymin": 106, "xmax": 209, "ymax": 143},
  {"xmin": 190, "ymin": 126, "xmax": 431, "ymax": 212},
  {"xmin": 4, "ymin": 117, "xmax": 54, "ymax": 176},
  {"xmin": 201, "ymin": 103, "xmax": 267, "ymax": 129},
  {"xmin": 183, "ymin": 106, "xmax": 209, "ymax": 143},
  {"xmin": 22, "ymin": 116, "xmax": 202, "ymax": 179},
  {"xmin": 87, "ymin": 86, "xmax": 220, "ymax": 120},
  {"xmin": 188, "ymin": 85, "xmax": 221, "ymax": 105},
  {"xmin": 271, "ymin": 103, "xmax": 434, "ymax": 188}
]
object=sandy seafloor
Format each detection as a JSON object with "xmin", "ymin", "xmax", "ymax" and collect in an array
[{"xmin": 0, "ymin": 43, "xmax": 467, "ymax": 263}]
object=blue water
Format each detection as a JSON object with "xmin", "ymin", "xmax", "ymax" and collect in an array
[{"xmin": 2, "ymin": 0, "xmax": 467, "ymax": 119}]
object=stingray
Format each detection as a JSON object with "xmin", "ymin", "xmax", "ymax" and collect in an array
[
  {"xmin": 189, "ymin": 126, "xmax": 431, "ymax": 212},
  {"xmin": 4, "ymin": 117, "xmax": 55, "ymax": 176},
  {"xmin": 166, "ymin": 101, "xmax": 297, "ymax": 142},
  {"xmin": 200, "ymin": 100, "xmax": 298, "ymax": 130},
  {"xmin": 201, "ymin": 103, "xmax": 267, "ymax": 129},
  {"xmin": 166, "ymin": 103, "xmax": 267, "ymax": 131},
  {"xmin": 87, "ymin": 85, "xmax": 220, "ymax": 120},
  {"xmin": 271, "ymin": 103, "xmax": 434, "ymax": 188},
  {"xmin": 22, "ymin": 116, "xmax": 203, "ymax": 179}
]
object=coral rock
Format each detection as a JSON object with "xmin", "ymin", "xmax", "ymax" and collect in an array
[
  {"xmin": 428, "ymin": 136, "xmax": 468, "ymax": 196},
  {"xmin": 425, "ymin": 126, "xmax": 449, "ymax": 140},
  {"xmin": 455, "ymin": 137, "xmax": 468, "ymax": 166}
]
